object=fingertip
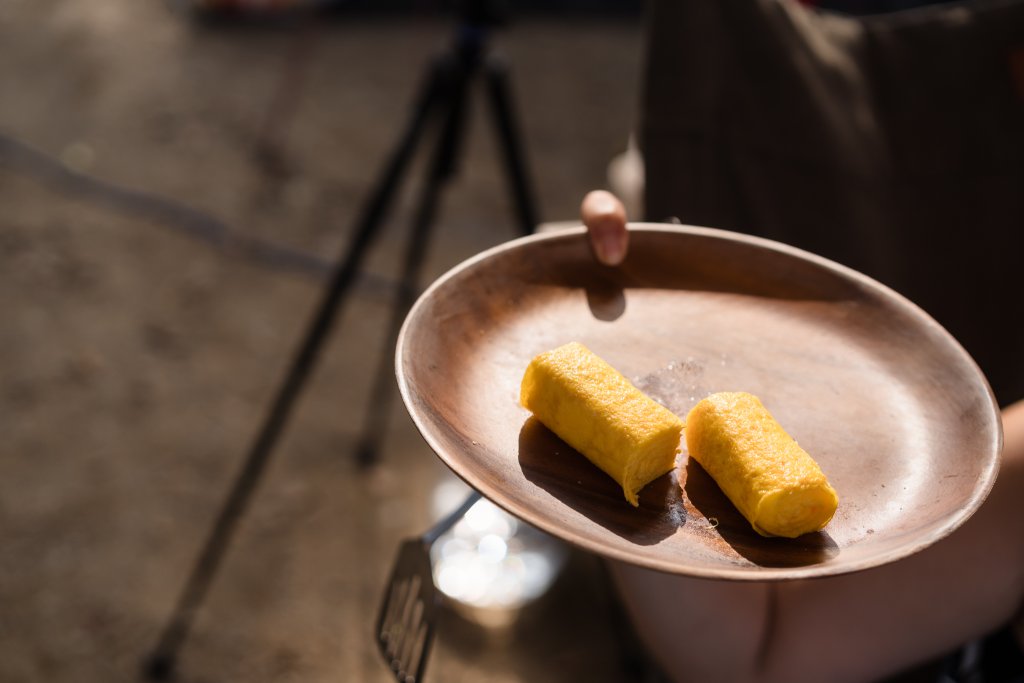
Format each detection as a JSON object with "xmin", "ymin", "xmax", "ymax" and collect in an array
[{"xmin": 581, "ymin": 190, "xmax": 626, "ymax": 223}]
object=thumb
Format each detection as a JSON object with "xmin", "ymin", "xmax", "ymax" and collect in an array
[{"xmin": 581, "ymin": 190, "xmax": 629, "ymax": 266}]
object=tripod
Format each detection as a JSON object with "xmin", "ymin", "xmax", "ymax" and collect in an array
[{"xmin": 143, "ymin": 6, "xmax": 538, "ymax": 680}]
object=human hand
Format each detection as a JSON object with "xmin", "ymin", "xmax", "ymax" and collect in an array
[{"xmin": 580, "ymin": 190, "xmax": 629, "ymax": 266}]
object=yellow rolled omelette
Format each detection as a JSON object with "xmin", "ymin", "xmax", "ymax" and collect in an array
[
  {"xmin": 685, "ymin": 392, "xmax": 838, "ymax": 538},
  {"xmin": 520, "ymin": 342, "xmax": 683, "ymax": 506}
]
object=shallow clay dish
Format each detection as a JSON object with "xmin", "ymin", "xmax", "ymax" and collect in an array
[{"xmin": 396, "ymin": 224, "xmax": 1001, "ymax": 580}]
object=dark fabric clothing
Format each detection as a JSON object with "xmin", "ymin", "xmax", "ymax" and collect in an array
[
  {"xmin": 813, "ymin": 0, "xmax": 965, "ymax": 14},
  {"xmin": 640, "ymin": 0, "xmax": 1024, "ymax": 407}
]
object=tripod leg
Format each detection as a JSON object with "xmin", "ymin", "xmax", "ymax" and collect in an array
[
  {"xmin": 142, "ymin": 58, "xmax": 450, "ymax": 682},
  {"xmin": 355, "ymin": 55, "xmax": 472, "ymax": 467},
  {"xmin": 484, "ymin": 56, "xmax": 540, "ymax": 236}
]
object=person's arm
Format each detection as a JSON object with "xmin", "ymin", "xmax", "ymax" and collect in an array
[{"xmin": 583, "ymin": 192, "xmax": 1024, "ymax": 682}]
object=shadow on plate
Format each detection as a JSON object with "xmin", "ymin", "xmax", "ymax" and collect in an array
[
  {"xmin": 517, "ymin": 418, "xmax": 682, "ymax": 546},
  {"xmin": 681, "ymin": 458, "xmax": 840, "ymax": 568},
  {"xmin": 584, "ymin": 277, "xmax": 626, "ymax": 321}
]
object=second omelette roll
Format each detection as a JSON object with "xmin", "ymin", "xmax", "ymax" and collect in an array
[{"xmin": 685, "ymin": 392, "xmax": 838, "ymax": 538}]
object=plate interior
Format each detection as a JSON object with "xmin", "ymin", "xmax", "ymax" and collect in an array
[{"xmin": 397, "ymin": 225, "xmax": 1001, "ymax": 580}]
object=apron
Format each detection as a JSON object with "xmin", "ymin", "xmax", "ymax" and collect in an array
[{"xmin": 641, "ymin": 0, "xmax": 1024, "ymax": 407}]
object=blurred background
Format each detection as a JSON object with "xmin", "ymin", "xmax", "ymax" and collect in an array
[{"xmin": 0, "ymin": 1, "xmax": 650, "ymax": 681}]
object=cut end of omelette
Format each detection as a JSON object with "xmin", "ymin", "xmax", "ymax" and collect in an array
[
  {"xmin": 751, "ymin": 485, "xmax": 839, "ymax": 538},
  {"xmin": 521, "ymin": 342, "xmax": 683, "ymax": 507},
  {"xmin": 685, "ymin": 391, "xmax": 838, "ymax": 538}
]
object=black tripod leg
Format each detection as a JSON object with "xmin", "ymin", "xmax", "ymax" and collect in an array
[
  {"xmin": 142, "ymin": 58, "xmax": 450, "ymax": 682},
  {"xmin": 355, "ymin": 56, "xmax": 472, "ymax": 467},
  {"xmin": 356, "ymin": 52, "xmax": 538, "ymax": 465},
  {"xmin": 484, "ymin": 56, "xmax": 540, "ymax": 236}
]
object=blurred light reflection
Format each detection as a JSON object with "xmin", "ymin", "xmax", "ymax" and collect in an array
[{"xmin": 431, "ymin": 479, "xmax": 567, "ymax": 627}]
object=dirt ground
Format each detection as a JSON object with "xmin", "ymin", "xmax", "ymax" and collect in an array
[{"xmin": 0, "ymin": 2, "xmax": 648, "ymax": 682}]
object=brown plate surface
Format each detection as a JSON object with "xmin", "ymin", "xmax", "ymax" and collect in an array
[{"xmin": 396, "ymin": 224, "xmax": 1002, "ymax": 580}]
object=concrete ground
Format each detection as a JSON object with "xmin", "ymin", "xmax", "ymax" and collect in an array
[{"xmin": 0, "ymin": 2, "xmax": 648, "ymax": 682}]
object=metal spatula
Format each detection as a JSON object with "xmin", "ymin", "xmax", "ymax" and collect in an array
[{"xmin": 376, "ymin": 491, "xmax": 482, "ymax": 683}]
